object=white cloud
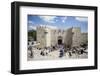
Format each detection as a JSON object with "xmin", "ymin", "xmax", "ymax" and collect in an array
[
  {"xmin": 39, "ymin": 25, "xmax": 57, "ymax": 29},
  {"xmin": 61, "ymin": 17, "xmax": 67, "ymax": 23},
  {"xmin": 75, "ymin": 17, "xmax": 88, "ymax": 22},
  {"xmin": 47, "ymin": 25, "xmax": 58, "ymax": 29},
  {"xmin": 28, "ymin": 20, "xmax": 36, "ymax": 30},
  {"xmin": 28, "ymin": 25, "xmax": 36, "ymax": 30},
  {"xmin": 39, "ymin": 16, "xmax": 56, "ymax": 23},
  {"xmin": 55, "ymin": 19, "xmax": 58, "ymax": 22},
  {"xmin": 28, "ymin": 20, "xmax": 34, "ymax": 25}
]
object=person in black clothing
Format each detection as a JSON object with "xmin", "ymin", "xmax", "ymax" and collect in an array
[
  {"xmin": 59, "ymin": 48, "xmax": 64, "ymax": 58},
  {"xmin": 28, "ymin": 46, "xmax": 33, "ymax": 58},
  {"xmin": 68, "ymin": 51, "xmax": 72, "ymax": 57}
]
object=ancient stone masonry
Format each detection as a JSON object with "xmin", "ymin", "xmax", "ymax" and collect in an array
[{"xmin": 36, "ymin": 25, "xmax": 87, "ymax": 49}]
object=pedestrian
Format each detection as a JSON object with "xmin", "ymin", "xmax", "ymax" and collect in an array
[
  {"xmin": 59, "ymin": 48, "xmax": 64, "ymax": 58},
  {"xmin": 28, "ymin": 46, "xmax": 33, "ymax": 58},
  {"xmin": 68, "ymin": 51, "xmax": 72, "ymax": 57}
]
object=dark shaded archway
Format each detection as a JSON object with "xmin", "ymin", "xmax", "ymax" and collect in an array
[
  {"xmin": 58, "ymin": 36, "xmax": 63, "ymax": 45},
  {"xmin": 58, "ymin": 39, "xmax": 62, "ymax": 45}
]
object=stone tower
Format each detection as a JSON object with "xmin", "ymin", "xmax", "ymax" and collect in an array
[
  {"xmin": 65, "ymin": 27, "xmax": 81, "ymax": 48},
  {"xmin": 36, "ymin": 25, "xmax": 86, "ymax": 49}
]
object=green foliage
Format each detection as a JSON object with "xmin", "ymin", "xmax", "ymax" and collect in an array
[
  {"xmin": 80, "ymin": 41, "xmax": 88, "ymax": 48},
  {"xmin": 28, "ymin": 30, "xmax": 36, "ymax": 41}
]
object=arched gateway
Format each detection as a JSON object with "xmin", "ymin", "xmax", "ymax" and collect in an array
[{"xmin": 58, "ymin": 36, "xmax": 63, "ymax": 45}]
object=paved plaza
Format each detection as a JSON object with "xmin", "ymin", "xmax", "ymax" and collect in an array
[{"xmin": 27, "ymin": 45, "xmax": 88, "ymax": 61}]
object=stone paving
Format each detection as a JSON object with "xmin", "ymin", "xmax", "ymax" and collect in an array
[{"xmin": 28, "ymin": 47, "xmax": 88, "ymax": 61}]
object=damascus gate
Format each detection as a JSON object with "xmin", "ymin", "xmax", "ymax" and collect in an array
[
  {"xmin": 36, "ymin": 25, "xmax": 87, "ymax": 49},
  {"xmin": 28, "ymin": 15, "xmax": 88, "ymax": 60}
]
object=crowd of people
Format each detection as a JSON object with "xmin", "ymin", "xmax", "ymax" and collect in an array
[{"xmin": 28, "ymin": 42, "xmax": 88, "ymax": 59}]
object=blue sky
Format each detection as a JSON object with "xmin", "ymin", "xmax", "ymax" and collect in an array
[{"xmin": 28, "ymin": 15, "xmax": 88, "ymax": 32}]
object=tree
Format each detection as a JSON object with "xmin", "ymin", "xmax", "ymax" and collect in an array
[{"xmin": 28, "ymin": 30, "xmax": 36, "ymax": 41}]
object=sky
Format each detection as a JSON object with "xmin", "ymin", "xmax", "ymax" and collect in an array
[{"xmin": 28, "ymin": 15, "xmax": 88, "ymax": 32}]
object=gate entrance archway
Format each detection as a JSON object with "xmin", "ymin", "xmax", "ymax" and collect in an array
[{"xmin": 58, "ymin": 36, "xmax": 63, "ymax": 45}]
